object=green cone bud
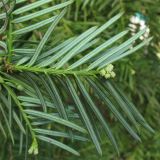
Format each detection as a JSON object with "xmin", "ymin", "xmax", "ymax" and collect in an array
[
  {"xmin": 17, "ymin": 85, "xmax": 24, "ymax": 91},
  {"xmin": 100, "ymin": 64, "xmax": 116, "ymax": 79},
  {"xmin": 131, "ymin": 69, "xmax": 136, "ymax": 75},
  {"xmin": 28, "ymin": 139, "xmax": 38, "ymax": 155},
  {"xmin": 28, "ymin": 146, "xmax": 34, "ymax": 155},
  {"xmin": 105, "ymin": 64, "xmax": 114, "ymax": 72},
  {"xmin": 34, "ymin": 148, "xmax": 38, "ymax": 155},
  {"xmin": 100, "ymin": 69, "xmax": 106, "ymax": 76},
  {"xmin": 110, "ymin": 71, "xmax": 116, "ymax": 78},
  {"xmin": 105, "ymin": 73, "xmax": 111, "ymax": 79}
]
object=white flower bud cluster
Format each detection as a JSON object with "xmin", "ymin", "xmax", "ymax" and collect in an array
[
  {"xmin": 129, "ymin": 13, "xmax": 150, "ymax": 40},
  {"xmin": 100, "ymin": 64, "xmax": 116, "ymax": 79}
]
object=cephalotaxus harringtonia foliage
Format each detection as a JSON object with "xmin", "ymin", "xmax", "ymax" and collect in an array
[{"xmin": 0, "ymin": 0, "xmax": 154, "ymax": 158}]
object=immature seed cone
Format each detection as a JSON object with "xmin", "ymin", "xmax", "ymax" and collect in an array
[
  {"xmin": 100, "ymin": 69, "xmax": 106, "ymax": 76},
  {"xmin": 105, "ymin": 64, "xmax": 114, "ymax": 72},
  {"xmin": 17, "ymin": 85, "xmax": 24, "ymax": 91},
  {"xmin": 110, "ymin": 71, "xmax": 116, "ymax": 78},
  {"xmin": 105, "ymin": 73, "xmax": 111, "ymax": 79}
]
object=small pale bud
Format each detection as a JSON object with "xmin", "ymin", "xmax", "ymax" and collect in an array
[
  {"xmin": 28, "ymin": 146, "xmax": 34, "ymax": 154},
  {"xmin": 100, "ymin": 69, "xmax": 106, "ymax": 76},
  {"xmin": 105, "ymin": 64, "xmax": 114, "ymax": 72},
  {"xmin": 131, "ymin": 69, "xmax": 136, "ymax": 75},
  {"xmin": 110, "ymin": 71, "xmax": 116, "ymax": 78},
  {"xmin": 17, "ymin": 85, "xmax": 24, "ymax": 91},
  {"xmin": 129, "ymin": 24, "xmax": 137, "ymax": 29},
  {"xmin": 144, "ymin": 32, "xmax": 149, "ymax": 38},
  {"xmin": 28, "ymin": 139, "xmax": 38, "ymax": 155},
  {"xmin": 140, "ymin": 20, "xmax": 145, "ymax": 26},
  {"xmin": 140, "ymin": 24, "xmax": 146, "ymax": 30},
  {"xmin": 156, "ymin": 52, "xmax": 160, "ymax": 59},
  {"xmin": 146, "ymin": 27, "xmax": 150, "ymax": 33},
  {"xmin": 134, "ymin": 16, "xmax": 140, "ymax": 24},
  {"xmin": 34, "ymin": 148, "xmax": 38, "ymax": 155},
  {"xmin": 130, "ymin": 16, "xmax": 136, "ymax": 23},
  {"xmin": 140, "ymin": 36, "xmax": 144, "ymax": 40},
  {"xmin": 129, "ymin": 28, "xmax": 136, "ymax": 32},
  {"xmin": 105, "ymin": 73, "xmax": 111, "ymax": 79}
]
